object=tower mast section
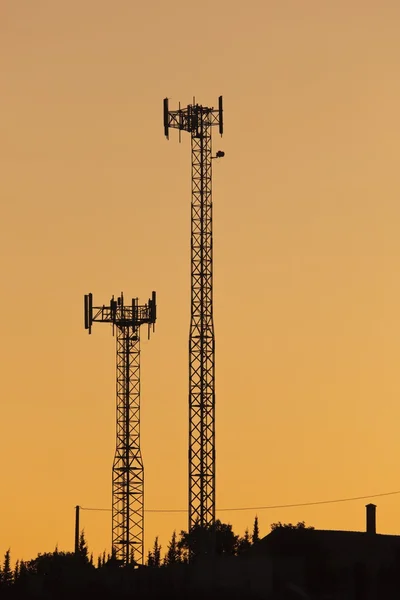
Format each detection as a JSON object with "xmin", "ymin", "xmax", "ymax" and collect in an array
[
  {"xmin": 163, "ymin": 97, "xmax": 224, "ymax": 544},
  {"xmin": 84, "ymin": 291, "xmax": 156, "ymax": 566}
]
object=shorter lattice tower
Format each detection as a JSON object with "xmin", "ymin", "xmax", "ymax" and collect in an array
[{"xmin": 84, "ymin": 291, "xmax": 156, "ymax": 566}]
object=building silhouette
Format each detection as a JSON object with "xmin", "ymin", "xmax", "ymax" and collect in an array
[{"xmin": 248, "ymin": 504, "xmax": 400, "ymax": 598}]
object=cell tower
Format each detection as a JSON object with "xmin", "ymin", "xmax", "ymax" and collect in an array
[
  {"xmin": 84, "ymin": 291, "xmax": 156, "ymax": 566},
  {"xmin": 163, "ymin": 97, "xmax": 224, "ymax": 545}
]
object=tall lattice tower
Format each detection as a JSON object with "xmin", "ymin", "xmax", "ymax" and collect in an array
[
  {"xmin": 84, "ymin": 291, "xmax": 156, "ymax": 565},
  {"xmin": 163, "ymin": 97, "xmax": 224, "ymax": 545}
]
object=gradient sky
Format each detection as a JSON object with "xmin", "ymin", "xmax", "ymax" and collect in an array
[{"xmin": 2, "ymin": 0, "xmax": 400, "ymax": 562}]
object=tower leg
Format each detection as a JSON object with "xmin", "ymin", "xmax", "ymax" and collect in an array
[{"xmin": 113, "ymin": 328, "xmax": 143, "ymax": 565}]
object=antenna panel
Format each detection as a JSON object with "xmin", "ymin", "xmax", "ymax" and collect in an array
[
  {"xmin": 132, "ymin": 298, "xmax": 136, "ymax": 326},
  {"xmin": 84, "ymin": 295, "xmax": 89, "ymax": 330},
  {"xmin": 88, "ymin": 293, "xmax": 93, "ymax": 334},
  {"xmin": 218, "ymin": 96, "xmax": 223, "ymax": 135},
  {"xmin": 163, "ymin": 98, "xmax": 169, "ymax": 138},
  {"xmin": 151, "ymin": 291, "xmax": 157, "ymax": 323}
]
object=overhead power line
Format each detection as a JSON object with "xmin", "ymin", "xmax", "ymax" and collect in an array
[{"xmin": 79, "ymin": 489, "xmax": 400, "ymax": 515}]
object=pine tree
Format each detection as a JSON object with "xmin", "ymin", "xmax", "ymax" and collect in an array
[
  {"xmin": 244, "ymin": 528, "xmax": 251, "ymax": 544},
  {"xmin": 165, "ymin": 530, "xmax": 180, "ymax": 565},
  {"xmin": 19, "ymin": 561, "xmax": 28, "ymax": 580},
  {"xmin": 102, "ymin": 551, "xmax": 106, "ymax": 567},
  {"xmin": 153, "ymin": 536, "xmax": 161, "ymax": 567},
  {"xmin": 147, "ymin": 537, "xmax": 161, "ymax": 567},
  {"xmin": 79, "ymin": 530, "xmax": 89, "ymax": 563},
  {"xmin": 2, "ymin": 549, "xmax": 13, "ymax": 587},
  {"xmin": 14, "ymin": 559, "xmax": 20, "ymax": 582},
  {"xmin": 89, "ymin": 552, "xmax": 93, "ymax": 565},
  {"xmin": 252, "ymin": 515, "xmax": 260, "ymax": 544},
  {"xmin": 97, "ymin": 555, "xmax": 102, "ymax": 569},
  {"xmin": 237, "ymin": 528, "xmax": 252, "ymax": 554}
]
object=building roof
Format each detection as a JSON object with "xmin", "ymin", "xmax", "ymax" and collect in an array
[{"xmin": 251, "ymin": 527, "xmax": 400, "ymax": 560}]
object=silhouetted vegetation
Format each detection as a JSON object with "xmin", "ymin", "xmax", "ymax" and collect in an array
[
  {"xmin": 2, "ymin": 517, "xmax": 400, "ymax": 599},
  {"xmin": 237, "ymin": 527, "xmax": 252, "ymax": 554},
  {"xmin": 270, "ymin": 520, "xmax": 315, "ymax": 531},
  {"xmin": 2, "ymin": 549, "xmax": 12, "ymax": 587},
  {"xmin": 147, "ymin": 536, "xmax": 162, "ymax": 567},
  {"xmin": 0, "ymin": 520, "xmax": 261, "ymax": 598},
  {"xmin": 252, "ymin": 515, "xmax": 260, "ymax": 544},
  {"xmin": 164, "ymin": 530, "xmax": 181, "ymax": 565}
]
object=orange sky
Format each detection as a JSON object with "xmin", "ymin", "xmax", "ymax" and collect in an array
[{"xmin": 2, "ymin": 0, "xmax": 400, "ymax": 562}]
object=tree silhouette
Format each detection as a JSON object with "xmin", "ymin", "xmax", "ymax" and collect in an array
[
  {"xmin": 178, "ymin": 520, "xmax": 239, "ymax": 560},
  {"xmin": 153, "ymin": 537, "xmax": 161, "ymax": 567},
  {"xmin": 237, "ymin": 528, "xmax": 252, "ymax": 554},
  {"xmin": 2, "ymin": 549, "xmax": 12, "ymax": 587},
  {"xmin": 103, "ymin": 547, "xmax": 120, "ymax": 569},
  {"xmin": 215, "ymin": 521, "xmax": 238, "ymax": 555},
  {"xmin": 16, "ymin": 560, "xmax": 28, "ymax": 587},
  {"xmin": 252, "ymin": 516, "xmax": 260, "ymax": 544},
  {"xmin": 147, "ymin": 537, "xmax": 162, "ymax": 567},
  {"xmin": 147, "ymin": 550, "xmax": 154, "ymax": 567},
  {"xmin": 270, "ymin": 521, "xmax": 314, "ymax": 531},
  {"xmin": 78, "ymin": 530, "xmax": 89, "ymax": 563},
  {"xmin": 165, "ymin": 530, "xmax": 180, "ymax": 565},
  {"xmin": 14, "ymin": 559, "xmax": 20, "ymax": 582}
]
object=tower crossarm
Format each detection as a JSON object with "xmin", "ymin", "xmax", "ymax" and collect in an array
[
  {"xmin": 84, "ymin": 292, "xmax": 156, "ymax": 334},
  {"xmin": 163, "ymin": 98, "xmax": 223, "ymax": 139}
]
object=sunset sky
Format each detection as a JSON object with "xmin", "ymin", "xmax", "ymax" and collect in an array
[{"xmin": 2, "ymin": 0, "xmax": 400, "ymax": 562}]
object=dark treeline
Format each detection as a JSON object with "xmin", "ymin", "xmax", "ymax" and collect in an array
[
  {"xmin": 147, "ymin": 516, "xmax": 261, "ymax": 565},
  {"xmin": 4, "ymin": 518, "xmax": 394, "ymax": 599},
  {"xmin": 0, "ymin": 517, "xmax": 268, "ymax": 600}
]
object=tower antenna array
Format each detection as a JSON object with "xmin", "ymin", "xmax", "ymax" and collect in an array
[
  {"xmin": 84, "ymin": 291, "xmax": 157, "ymax": 565},
  {"xmin": 163, "ymin": 96, "xmax": 224, "ymax": 550}
]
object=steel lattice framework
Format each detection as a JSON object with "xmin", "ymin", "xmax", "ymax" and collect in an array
[
  {"xmin": 84, "ymin": 291, "xmax": 156, "ymax": 566},
  {"xmin": 163, "ymin": 97, "xmax": 223, "ymax": 542}
]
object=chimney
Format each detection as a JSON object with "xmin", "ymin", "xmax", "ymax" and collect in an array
[{"xmin": 366, "ymin": 503, "xmax": 376, "ymax": 534}]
